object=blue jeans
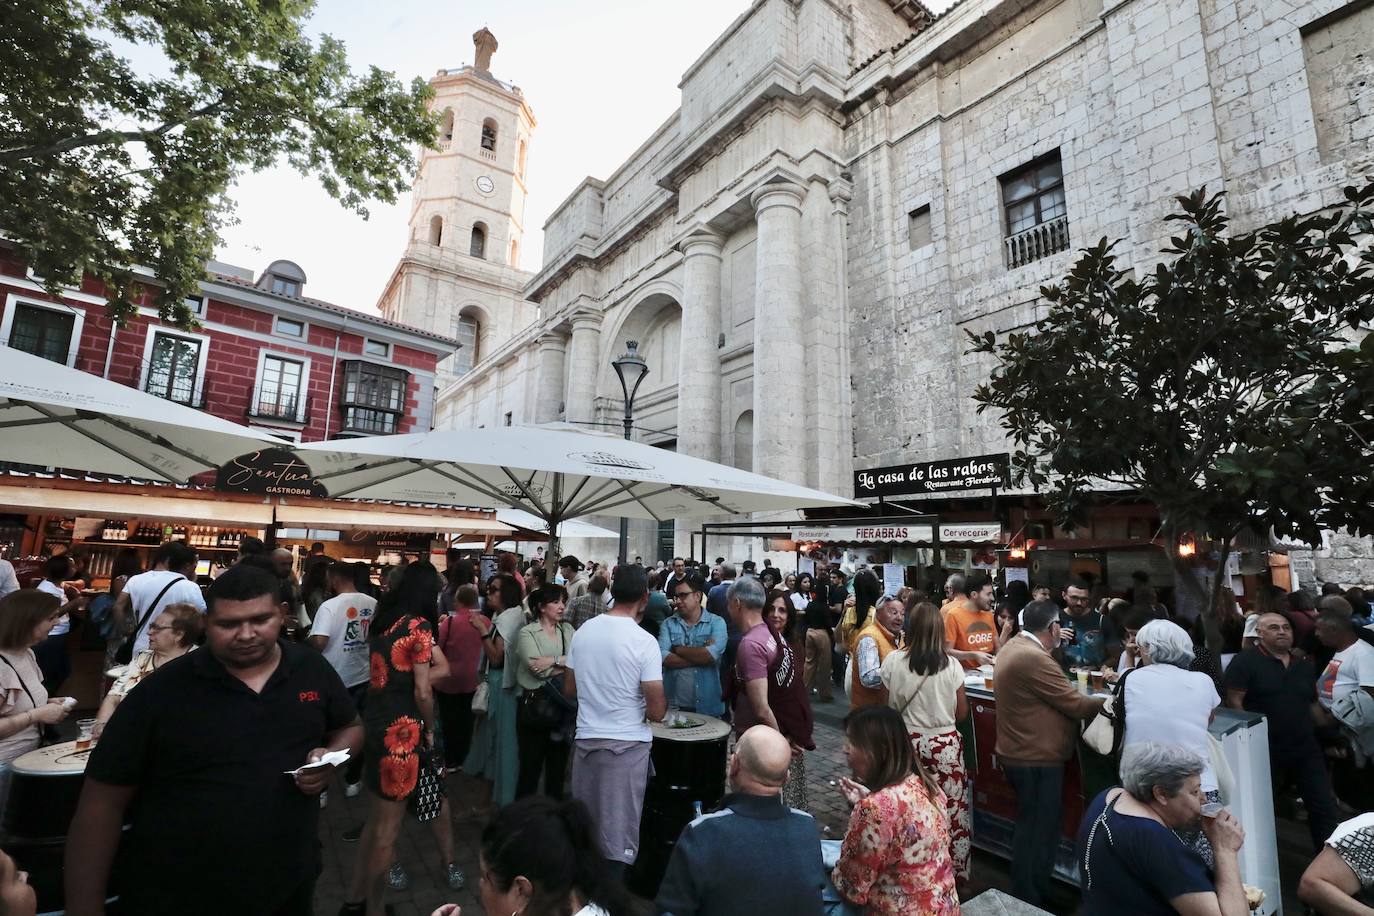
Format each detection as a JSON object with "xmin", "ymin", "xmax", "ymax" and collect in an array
[{"xmin": 1003, "ymin": 764, "xmax": 1063, "ymax": 906}]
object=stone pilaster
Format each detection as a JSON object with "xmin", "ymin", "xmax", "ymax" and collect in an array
[
  {"xmin": 564, "ymin": 310, "xmax": 602, "ymax": 427},
  {"xmin": 677, "ymin": 230, "xmax": 726, "ymax": 462},
  {"xmin": 532, "ymin": 331, "xmax": 567, "ymax": 424},
  {"xmin": 750, "ymin": 180, "xmax": 808, "ymax": 485}
]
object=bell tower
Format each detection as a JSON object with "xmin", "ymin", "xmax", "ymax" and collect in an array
[{"xmin": 377, "ymin": 28, "xmax": 538, "ymax": 390}]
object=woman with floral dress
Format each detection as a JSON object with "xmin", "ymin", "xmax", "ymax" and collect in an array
[
  {"xmin": 833, "ymin": 705, "xmax": 958, "ymax": 916},
  {"xmin": 341, "ymin": 563, "xmax": 462, "ymax": 916},
  {"xmin": 880, "ymin": 600, "xmax": 972, "ymax": 884}
]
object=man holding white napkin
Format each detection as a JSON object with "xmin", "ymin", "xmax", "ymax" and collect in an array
[{"xmin": 66, "ymin": 563, "xmax": 362, "ymax": 916}]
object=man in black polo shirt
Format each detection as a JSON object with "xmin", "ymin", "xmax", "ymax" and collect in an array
[
  {"xmin": 1223, "ymin": 611, "xmax": 1339, "ymax": 851},
  {"xmin": 66, "ymin": 564, "xmax": 362, "ymax": 915}
]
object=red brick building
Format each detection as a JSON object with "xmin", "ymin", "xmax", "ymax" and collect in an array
[{"xmin": 0, "ymin": 246, "xmax": 459, "ymax": 441}]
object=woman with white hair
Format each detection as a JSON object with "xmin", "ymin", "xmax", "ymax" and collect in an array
[
  {"xmin": 1121, "ymin": 619, "xmax": 1222, "ymax": 863},
  {"xmin": 1077, "ymin": 743, "xmax": 1248, "ymax": 915}
]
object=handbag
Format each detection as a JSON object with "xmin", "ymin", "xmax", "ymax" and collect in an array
[
  {"xmin": 1082, "ymin": 668, "xmax": 1132, "ymax": 757},
  {"xmin": 408, "ymin": 745, "xmax": 446, "ymax": 821},
  {"xmin": 115, "ymin": 576, "xmax": 183, "ymax": 665},
  {"xmin": 516, "ymin": 627, "xmax": 575, "ymax": 734}
]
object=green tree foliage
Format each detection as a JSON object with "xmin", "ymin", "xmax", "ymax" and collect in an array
[
  {"xmin": 0, "ymin": 0, "xmax": 437, "ymax": 328},
  {"xmin": 970, "ymin": 182, "xmax": 1374, "ymax": 642}
]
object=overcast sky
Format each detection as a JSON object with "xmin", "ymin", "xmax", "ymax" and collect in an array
[{"xmin": 212, "ymin": 0, "xmax": 952, "ymax": 311}]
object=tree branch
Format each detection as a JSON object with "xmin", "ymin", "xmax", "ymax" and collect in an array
[{"xmin": 0, "ymin": 100, "xmax": 225, "ymax": 163}]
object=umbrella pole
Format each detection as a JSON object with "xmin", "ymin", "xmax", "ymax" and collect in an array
[{"xmin": 545, "ymin": 474, "xmax": 562, "ymax": 576}]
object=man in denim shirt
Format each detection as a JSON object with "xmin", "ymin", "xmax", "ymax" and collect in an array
[{"xmin": 659, "ymin": 572, "xmax": 728, "ymax": 716}]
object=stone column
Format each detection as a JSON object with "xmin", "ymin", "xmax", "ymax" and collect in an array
[
  {"xmin": 677, "ymin": 230, "xmax": 725, "ymax": 462},
  {"xmin": 564, "ymin": 310, "xmax": 602, "ymax": 427},
  {"xmin": 675, "ymin": 230, "xmax": 726, "ymax": 555},
  {"xmin": 532, "ymin": 331, "xmax": 567, "ymax": 424},
  {"xmin": 750, "ymin": 180, "xmax": 807, "ymax": 485}
]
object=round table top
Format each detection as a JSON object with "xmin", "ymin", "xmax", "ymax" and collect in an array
[
  {"xmin": 650, "ymin": 711, "xmax": 731, "ymax": 743},
  {"xmin": 12, "ymin": 740, "xmax": 91, "ymax": 776}
]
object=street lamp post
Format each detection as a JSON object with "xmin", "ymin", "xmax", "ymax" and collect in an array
[{"xmin": 611, "ymin": 340, "xmax": 650, "ymax": 566}]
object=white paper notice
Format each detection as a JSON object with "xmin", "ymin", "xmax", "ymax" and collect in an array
[
  {"xmin": 1004, "ymin": 567, "xmax": 1029, "ymax": 586},
  {"xmin": 883, "ymin": 564, "xmax": 905, "ymax": 595}
]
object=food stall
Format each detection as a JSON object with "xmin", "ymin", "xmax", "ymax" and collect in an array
[{"xmin": 963, "ymin": 674, "xmax": 1282, "ymax": 911}]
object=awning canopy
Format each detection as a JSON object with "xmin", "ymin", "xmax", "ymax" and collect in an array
[
  {"xmin": 0, "ymin": 483, "xmax": 274, "ymax": 528},
  {"xmin": 274, "ymin": 503, "xmax": 512, "ymax": 537},
  {"xmin": 0, "ymin": 345, "xmax": 278, "ymax": 482}
]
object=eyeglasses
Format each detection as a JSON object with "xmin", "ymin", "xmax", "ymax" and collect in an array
[
  {"xmin": 671, "ymin": 591, "xmax": 693, "ymax": 600},
  {"xmin": 147, "ymin": 624, "xmax": 175, "ymax": 633}
]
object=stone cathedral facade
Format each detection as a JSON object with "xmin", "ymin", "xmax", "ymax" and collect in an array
[{"xmin": 383, "ymin": 1, "xmax": 1374, "ymax": 570}]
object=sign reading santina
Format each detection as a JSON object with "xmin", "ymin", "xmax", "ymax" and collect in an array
[
  {"xmin": 854, "ymin": 453, "xmax": 1010, "ymax": 498},
  {"xmin": 216, "ymin": 449, "xmax": 327, "ymax": 498}
]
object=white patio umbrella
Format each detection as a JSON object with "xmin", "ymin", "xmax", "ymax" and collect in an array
[
  {"xmin": 495, "ymin": 508, "xmax": 619, "ymax": 541},
  {"xmin": 0, "ymin": 345, "xmax": 279, "ymax": 482},
  {"xmin": 296, "ymin": 425, "xmax": 857, "ymax": 561}
]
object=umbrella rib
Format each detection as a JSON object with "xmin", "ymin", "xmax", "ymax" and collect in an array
[
  {"xmin": 560, "ymin": 477, "xmax": 617, "ymax": 518},
  {"xmin": 499, "ymin": 466, "xmax": 550, "ymax": 518},
  {"xmin": 427, "ymin": 463, "xmax": 536, "ymax": 513},
  {"xmin": 614, "ymin": 481, "xmax": 665, "ymax": 522},
  {"xmin": 327, "ymin": 459, "xmax": 443, "ymax": 499},
  {"xmin": 97, "ymin": 413, "xmax": 224, "ymax": 468},
  {"xmin": 0, "ymin": 414, "xmax": 72, "ymax": 431},
  {"xmin": 671, "ymin": 484, "xmax": 737, "ymax": 515},
  {"xmin": 27, "ymin": 404, "xmax": 189, "ymax": 482},
  {"xmin": 313, "ymin": 456, "xmax": 413, "ymax": 483},
  {"xmin": 568, "ymin": 482, "xmax": 678, "ymax": 519}
]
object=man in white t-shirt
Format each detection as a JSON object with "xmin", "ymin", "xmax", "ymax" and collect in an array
[
  {"xmin": 564, "ymin": 565, "xmax": 665, "ymax": 874},
  {"xmin": 308, "ymin": 564, "xmax": 377, "ymax": 693},
  {"xmin": 0, "ymin": 557, "xmax": 19, "ymax": 599},
  {"xmin": 1316, "ymin": 611, "xmax": 1374, "ymax": 710},
  {"xmin": 116, "ymin": 542, "xmax": 205, "ymax": 658},
  {"xmin": 308, "ymin": 562, "xmax": 376, "ymax": 794}
]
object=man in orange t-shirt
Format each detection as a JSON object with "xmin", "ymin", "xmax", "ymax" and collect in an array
[{"xmin": 945, "ymin": 572, "xmax": 998, "ymax": 669}]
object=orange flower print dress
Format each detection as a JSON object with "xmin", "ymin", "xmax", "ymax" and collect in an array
[
  {"xmin": 832, "ymin": 773, "xmax": 960, "ymax": 915},
  {"xmin": 363, "ymin": 615, "xmax": 433, "ymax": 800}
]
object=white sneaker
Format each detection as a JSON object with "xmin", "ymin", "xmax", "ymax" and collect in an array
[
  {"xmin": 319, "ymin": 791, "xmax": 329, "ymax": 808},
  {"xmin": 344, "ymin": 782, "xmax": 361, "ymax": 798}
]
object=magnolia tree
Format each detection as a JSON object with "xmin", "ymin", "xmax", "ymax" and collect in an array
[
  {"xmin": 970, "ymin": 182, "xmax": 1374, "ymax": 647},
  {"xmin": 0, "ymin": 0, "xmax": 437, "ymax": 328}
]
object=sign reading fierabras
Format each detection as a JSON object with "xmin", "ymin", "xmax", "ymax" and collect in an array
[
  {"xmin": 853, "ymin": 453, "xmax": 1010, "ymax": 498},
  {"xmin": 792, "ymin": 524, "xmax": 935, "ymax": 544}
]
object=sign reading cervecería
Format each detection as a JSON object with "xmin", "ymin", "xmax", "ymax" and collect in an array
[{"xmin": 853, "ymin": 453, "xmax": 1009, "ymax": 498}]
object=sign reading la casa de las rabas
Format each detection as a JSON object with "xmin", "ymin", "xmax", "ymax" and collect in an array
[{"xmin": 853, "ymin": 453, "xmax": 1010, "ymax": 498}]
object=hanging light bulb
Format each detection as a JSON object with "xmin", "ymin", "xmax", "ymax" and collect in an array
[{"xmin": 1177, "ymin": 532, "xmax": 1197, "ymax": 559}]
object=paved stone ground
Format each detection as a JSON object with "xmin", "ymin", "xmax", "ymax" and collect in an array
[{"xmin": 314, "ymin": 694, "xmax": 1314, "ymax": 916}]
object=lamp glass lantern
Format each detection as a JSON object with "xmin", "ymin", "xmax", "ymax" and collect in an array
[{"xmin": 610, "ymin": 340, "xmax": 650, "ymax": 564}]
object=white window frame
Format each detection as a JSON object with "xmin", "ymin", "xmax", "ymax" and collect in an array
[
  {"xmin": 269, "ymin": 276, "xmax": 301, "ymax": 297},
  {"xmin": 273, "ymin": 316, "xmax": 307, "ymax": 339},
  {"xmin": 251, "ymin": 349, "xmax": 312, "ymax": 424},
  {"xmin": 363, "ymin": 338, "xmax": 391, "ymax": 359},
  {"xmin": 185, "ymin": 294, "xmax": 206, "ymax": 317},
  {"xmin": 0, "ymin": 294, "xmax": 86, "ymax": 367},
  {"xmin": 250, "ymin": 425, "xmax": 303, "ymax": 444},
  {"xmin": 137, "ymin": 326, "xmax": 211, "ymax": 406}
]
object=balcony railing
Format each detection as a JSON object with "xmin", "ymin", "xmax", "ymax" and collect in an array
[
  {"xmin": 479, "ymin": 148, "xmax": 497, "ymax": 162},
  {"xmin": 247, "ymin": 392, "xmax": 310, "ymax": 425},
  {"xmin": 1004, "ymin": 215, "xmax": 1070, "ymax": 269}
]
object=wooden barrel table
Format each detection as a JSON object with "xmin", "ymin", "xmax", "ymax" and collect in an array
[
  {"xmin": 3, "ymin": 741, "xmax": 96, "ymax": 914},
  {"xmin": 628, "ymin": 712, "xmax": 732, "ymax": 898}
]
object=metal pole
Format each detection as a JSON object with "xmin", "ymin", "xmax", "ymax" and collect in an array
[{"xmin": 618, "ymin": 410, "xmax": 632, "ymax": 565}]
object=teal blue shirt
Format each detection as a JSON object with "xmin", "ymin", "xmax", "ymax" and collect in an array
[{"xmin": 658, "ymin": 609, "xmax": 728, "ymax": 716}]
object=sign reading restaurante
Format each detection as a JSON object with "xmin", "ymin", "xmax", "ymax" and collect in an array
[{"xmin": 853, "ymin": 453, "xmax": 1010, "ymax": 498}]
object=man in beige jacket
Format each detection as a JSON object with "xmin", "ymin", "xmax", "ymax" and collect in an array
[{"xmin": 994, "ymin": 599, "xmax": 1104, "ymax": 907}]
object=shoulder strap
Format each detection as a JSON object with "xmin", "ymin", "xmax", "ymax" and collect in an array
[
  {"xmin": 134, "ymin": 576, "xmax": 184, "ymax": 639},
  {"xmin": 0, "ymin": 655, "xmax": 38, "ymax": 713}
]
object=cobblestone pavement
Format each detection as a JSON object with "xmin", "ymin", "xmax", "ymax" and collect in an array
[
  {"xmin": 314, "ymin": 695, "xmax": 1312, "ymax": 915},
  {"xmin": 313, "ymin": 694, "xmax": 1024, "ymax": 916}
]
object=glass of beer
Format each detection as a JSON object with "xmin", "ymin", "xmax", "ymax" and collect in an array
[
  {"xmin": 1090, "ymin": 670, "xmax": 1106, "ymax": 691},
  {"xmin": 75, "ymin": 718, "xmax": 96, "ymax": 751},
  {"xmin": 1075, "ymin": 667, "xmax": 1089, "ymax": 691}
]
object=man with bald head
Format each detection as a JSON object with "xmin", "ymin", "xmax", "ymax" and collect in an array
[{"xmin": 655, "ymin": 726, "xmax": 824, "ymax": 916}]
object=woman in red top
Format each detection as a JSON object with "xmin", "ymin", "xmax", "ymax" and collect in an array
[
  {"xmin": 833, "ymin": 705, "xmax": 958, "ymax": 916},
  {"xmin": 434, "ymin": 579, "xmax": 485, "ymax": 772}
]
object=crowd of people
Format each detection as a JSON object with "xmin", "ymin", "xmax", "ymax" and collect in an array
[{"xmin": 0, "ymin": 541, "xmax": 1370, "ymax": 915}]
